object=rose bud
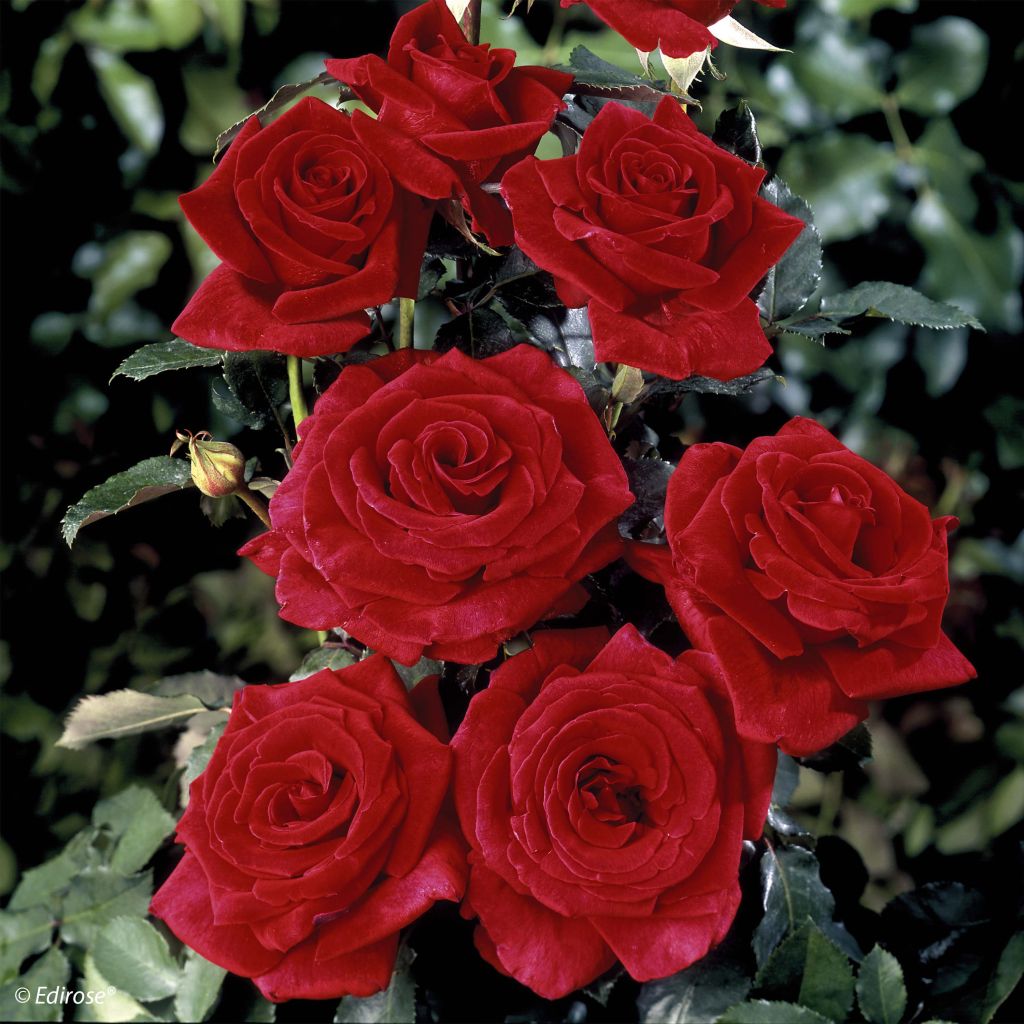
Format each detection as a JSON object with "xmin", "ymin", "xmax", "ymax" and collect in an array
[{"xmin": 179, "ymin": 432, "xmax": 246, "ymax": 498}]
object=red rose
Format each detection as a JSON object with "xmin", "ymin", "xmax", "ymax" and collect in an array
[
  {"xmin": 173, "ymin": 97, "xmax": 430, "ymax": 356},
  {"xmin": 326, "ymin": 0, "xmax": 571, "ymax": 247},
  {"xmin": 502, "ymin": 97, "xmax": 803, "ymax": 381},
  {"xmin": 241, "ymin": 345, "xmax": 633, "ymax": 665},
  {"xmin": 451, "ymin": 626, "xmax": 775, "ymax": 998},
  {"xmin": 562, "ymin": 0, "xmax": 786, "ymax": 58},
  {"xmin": 150, "ymin": 660, "xmax": 465, "ymax": 1002},
  {"xmin": 631, "ymin": 417, "xmax": 976, "ymax": 755}
]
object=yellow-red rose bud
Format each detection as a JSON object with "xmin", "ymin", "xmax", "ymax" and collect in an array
[{"xmin": 186, "ymin": 436, "xmax": 246, "ymax": 498}]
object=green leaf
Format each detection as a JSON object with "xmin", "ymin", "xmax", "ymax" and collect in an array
[
  {"xmin": 719, "ymin": 1000, "xmax": 833, "ymax": 1023},
  {"xmin": 57, "ymin": 868, "xmax": 152, "ymax": 947},
  {"xmin": 62, "ymin": 455, "xmax": 191, "ymax": 547},
  {"xmin": 0, "ymin": 947, "xmax": 70, "ymax": 1022},
  {"xmin": 712, "ymin": 101, "xmax": 762, "ymax": 165},
  {"xmin": 558, "ymin": 45, "xmax": 670, "ymax": 104},
  {"xmin": 75, "ymin": 232, "xmax": 173, "ymax": 322},
  {"xmin": 69, "ymin": 0, "xmax": 164, "ymax": 52},
  {"xmin": 334, "ymin": 946, "xmax": 415, "ymax": 1023},
  {"xmin": 87, "ymin": 49, "xmax": 164, "ymax": 155},
  {"xmin": 753, "ymin": 845, "xmax": 861, "ymax": 969},
  {"xmin": 205, "ymin": 0, "xmax": 245, "ymax": 47},
  {"xmin": 798, "ymin": 722, "xmax": 873, "ymax": 774},
  {"xmin": 637, "ymin": 948, "xmax": 752, "ymax": 1023},
  {"xmin": 146, "ymin": 0, "xmax": 204, "ymax": 48},
  {"xmin": 757, "ymin": 923, "xmax": 855, "ymax": 1021},
  {"xmin": 112, "ymin": 339, "xmax": 222, "ymax": 382},
  {"xmin": 895, "ymin": 17, "xmax": 987, "ymax": 116},
  {"xmin": 151, "ymin": 671, "xmax": 244, "ymax": 708},
  {"xmin": 910, "ymin": 193, "xmax": 1024, "ymax": 333},
  {"xmin": 0, "ymin": 906, "xmax": 54, "ymax": 983},
  {"xmin": 31, "ymin": 30, "xmax": 73, "ymax": 106},
  {"xmin": 183, "ymin": 720, "xmax": 227, "ymax": 797},
  {"xmin": 290, "ymin": 647, "xmax": 359, "ymax": 681},
  {"xmin": 788, "ymin": 14, "xmax": 888, "ymax": 121},
  {"xmin": 222, "ymin": 352, "xmax": 288, "ymax": 430},
  {"xmin": 819, "ymin": 282, "xmax": 982, "ymax": 331},
  {"xmin": 914, "ymin": 119, "xmax": 983, "ymax": 222},
  {"xmin": 78, "ymin": 953, "xmax": 157, "ymax": 1023},
  {"xmin": 91, "ymin": 916, "xmax": 178, "ymax": 1002},
  {"xmin": 57, "ymin": 690, "xmax": 207, "ymax": 748},
  {"xmin": 985, "ymin": 396, "xmax": 1024, "ymax": 471},
  {"xmin": 758, "ymin": 179, "xmax": 822, "ymax": 323},
  {"xmin": 92, "ymin": 786, "xmax": 176, "ymax": 875},
  {"xmin": 642, "ymin": 368, "xmax": 779, "ymax": 400},
  {"xmin": 857, "ymin": 945, "xmax": 907, "ymax": 1024},
  {"xmin": 982, "ymin": 930, "xmax": 1024, "ymax": 1023},
  {"xmin": 8, "ymin": 829, "xmax": 102, "ymax": 912},
  {"xmin": 778, "ymin": 134, "xmax": 898, "ymax": 243},
  {"xmin": 246, "ymin": 994, "xmax": 277, "ymax": 1022},
  {"xmin": 180, "ymin": 65, "xmax": 253, "ymax": 155},
  {"xmin": 175, "ymin": 948, "xmax": 227, "ymax": 1023},
  {"xmin": 917, "ymin": 327, "xmax": 968, "ymax": 398}
]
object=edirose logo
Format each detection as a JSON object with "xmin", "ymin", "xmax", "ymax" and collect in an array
[
  {"xmin": 561, "ymin": 0, "xmax": 786, "ymax": 58},
  {"xmin": 451, "ymin": 626, "xmax": 776, "ymax": 998},
  {"xmin": 241, "ymin": 345, "xmax": 634, "ymax": 665},
  {"xmin": 172, "ymin": 97, "xmax": 429, "ymax": 357},
  {"xmin": 326, "ymin": 0, "xmax": 571, "ymax": 246},
  {"xmin": 502, "ymin": 97, "xmax": 804, "ymax": 381},
  {"xmin": 150, "ymin": 661, "xmax": 466, "ymax": 1002},
  {"xmin": 631, "ymin": 417, "xmax": 976, "ymax": 754}
]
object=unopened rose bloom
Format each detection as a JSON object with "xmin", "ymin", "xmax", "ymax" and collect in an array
[
  {"xmin": 452, "ymin": 626, "xmax": 775, "ymax": 997},
  {"xmin": 326, "ymin": 0, "xmax": 571, "ymax": 246},
  {"xmin": 151, "ymin": 660, "xmax": 465, "ymax": 1001},
  {"xmin": 563, "ymin": 0, "xmax": 786, "ymax": 59},
  {"xmin": 242, "ymin": 345, "xmax": 633, "ymax": 664},
  {"xmin": 503, "ymin": 97, "xmax": 804, "ymax": 381},
  {"xmin": 630, "ymin": 417, "xmax": 976, "ymax": 755}
]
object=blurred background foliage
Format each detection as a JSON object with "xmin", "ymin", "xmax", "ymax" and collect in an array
[{"xmin": 0, "ymin": 0, "xmax": 1022, "ymax": 1020}]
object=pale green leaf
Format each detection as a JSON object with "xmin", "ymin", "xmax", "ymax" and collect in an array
[
  {"xmin": 982, "ymin": 931, "xmax": 1024, "ymax": 1024},
  {"xmin": 857, "ymin": 945, "xmax": 907, "ymax": 1024},
  {"xmin": 819, "ymin": 282, "xmax": 983, "ymax": 331},
  {"xmin": 175, "ymin": 948, "xmax": 227, "ymax": 1023},
  {"xmin": 84, "ymin": 231, "xmax": 173, "ymax": 321},
  {"xmin": 112, "ymin": 339, "xmax": 222, "ymax": 382},
  {"xmin": 146, "ymin": 0, "xmax": 204, "ymax": 48},
  {"xmin": 77, "ymin": 953, "xmax": 157, "ymax": 1023},
  {"xmin": 0, "ymin": 948, "xmax": 70, "ymax": 1022},
  {"xmin": 92, "ymin": 916, "xmax": 179, "ymax": 1002},
  {"xmin": 0, "ymin": 906, "xmax": 54, "ymax": 984},
  {"xmin": 719, "ymin": 1000, "xmax": 833, "ymax": 1023},
  {"xmin": 895, "ymin": 17, "xmax": 988, "ymax": 116},
  {"xmin": 290, "ymin": 647, "xmax": 359, "ymax": 682},
  {"xmin": 92, "ymin": 786, "xmax": 176, "ymax": 875},
  {"xmin": 335, "ymin": 947, "xmax": 415, "ymax": 1023},
  {"xmin": 87, "ymin": 49, "xmax": 164, "ymax": 155},
  {"xmin": 57, "ymin": 690, "xmax": 206, "ymax": 749},
  {"xmin": 58, "ymin": 869, "xmax": 152, "ymax": 948},
  {"xmin": 8, "ymin": 829, "xmax": 102, "ymax": 912}
]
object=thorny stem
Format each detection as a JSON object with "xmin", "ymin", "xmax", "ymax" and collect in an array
[
  {"xmin": 398, "ymin": 297, "xmax": 415, "ymax": 349},
  {"xmin": 237, "ymin": 485, "xmax": 272, "ymax": 529},
  {"xmin": 287, "ymin": 355, "xmax": 309, "ymax": 436}
]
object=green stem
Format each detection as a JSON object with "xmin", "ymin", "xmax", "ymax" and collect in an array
[
  {"xmin": 237, "ymin": 485, "xmax": 272, "ymax": 529},
  {"xmin": 287, "ymin": 355, "xmax": 309, "ymax": 434},
  {"xmin": 880, "ymin": 94, "xmax": 914, "ymax": 163},
  {"xmin": 398, "ymin": 297, "xmax": 415, "ymax": 350}
]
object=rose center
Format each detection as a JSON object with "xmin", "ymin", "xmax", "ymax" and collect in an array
[{"xmin": 577, "ymin": 757, "xmax": 646, "ymax": 825}]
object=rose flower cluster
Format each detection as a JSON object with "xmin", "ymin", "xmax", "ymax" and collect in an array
[{"xmin": 150, "ymin": 0, "xmax": 975, "ymax": 1005}]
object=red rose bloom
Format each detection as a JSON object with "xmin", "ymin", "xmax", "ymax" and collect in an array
[
  {"xmin": 631, "ymin": 417, "xmax": 976, "ymax": 755},
  {"xmin": 173, "ymin": 96, "xmax": 429, "ymax": 356},
  {"xmin": 150, "ymin": 661, "xmax": 465, "ymax": 1002},
  {"xmin": 502, "ymin": 97, "xmax": 804, "ymax": 381},
  {"xmin": 562, "ymin": 0, "xmax": 786, "ymax": 59},
  {"xmin": 241, "ymin": 345, "xmax": 633, "ymax": 665},
  {"xmin": 452, "ymin": 626, "xmax": 775, "ymax": 998},
  {"xmin": 326, "ymin": 0, "xmax": 571, "ymax": 247}
]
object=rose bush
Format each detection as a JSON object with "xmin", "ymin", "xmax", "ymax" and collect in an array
[
  {"xmin": 326, "ymin": 0, "xmax": 572, "ymax": 247},
  {"xmin": 630, "ymin": 417, "xmax": 977, "ymax": 755},
  {"xmin": 241, "ymin": 345, "xmax": 633, "ymax": 665},
  {"xmin": 173, "ymin": 97, "xmax": 429, "ymax": 356},
  {"xmin": 502, "ymin": 97, "xmax": 804, "ymax": 381},
  {"xmin": 451, "ymin": 625, "xmax": 776, "ymax": 998},
  {"xmin": 151, "ymin": 659, "xmax": 465, "ymax": 1002},
  {"xmin": 562, "ymin": 0, "xmax": 785, "ymax": 58}
]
